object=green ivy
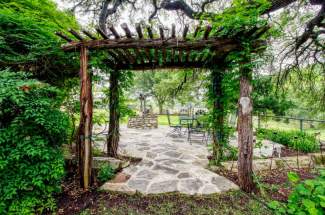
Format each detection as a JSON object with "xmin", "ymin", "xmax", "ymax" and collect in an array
[
  {"xmin": 0, "ymin": 71, "xmax": 69, "ymax": 214},
  {"xmin": 268, "ymin": 170, "xmax": 325, "ymax": 215}
]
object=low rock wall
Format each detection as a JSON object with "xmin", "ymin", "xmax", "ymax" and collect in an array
[{"xmin": 127, "ymin": 115, "xmax": 158, "ymax": 129}]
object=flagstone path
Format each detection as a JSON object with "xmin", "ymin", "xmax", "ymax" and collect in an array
[{"xmin": 100, "ymin": 125, "xmax": 238, "ymax": 195}]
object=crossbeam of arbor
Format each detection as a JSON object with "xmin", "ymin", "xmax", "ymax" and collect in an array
[{"xmin": 56, "ymin": 23, "xmax": 260, "ymax": 70}]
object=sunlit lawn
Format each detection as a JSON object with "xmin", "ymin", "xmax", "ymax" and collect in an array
[
  {"xmin": 158, "ymin": 114, "xmax": 179, "ymax": 125},
  {"xmin": 253, "ymin": 116, "xmax": 325, "ymax": 141}
]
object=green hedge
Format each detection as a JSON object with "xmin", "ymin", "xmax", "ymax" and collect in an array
[
  {"xmin": 0, "ymin": 71, "xmax": 69, "ymax": 214},
  {"xmin": 256, "ymin": 128, "xmax": 319, "ymax": 153}
]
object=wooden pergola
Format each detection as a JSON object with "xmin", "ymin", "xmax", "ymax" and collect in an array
[{"xmin": 56, "ymin": 23, "xmax": 266, "ymax": 191}]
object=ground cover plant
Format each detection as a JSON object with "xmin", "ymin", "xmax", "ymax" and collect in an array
[
  {"xmin": 97, "ymin": 164, "xmax": 115, "ymax": 183},
  {"xmin": 257, "ymin": 128, "xmax": 319, "ymax": 153},
  {"xmin": 268, "ymin": 170, "xmax": 325, "ymax": 215},
  {"xmin": 0, "ymin": 71, "xmax": 69, "ymax": 214}
]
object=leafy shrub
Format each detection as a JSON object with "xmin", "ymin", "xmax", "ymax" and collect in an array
[
  {"xmin": 256, "ymin": 128, "xmax": 319, "ymax": 153},
  {"xmin": 268, "ymin": 170, "xmax": 325, "ymax": 215},
  {"xmin": 0, "ymin": 71, "xmax": 69, "ymax": 214},
  {"xmin": 98, "ymin": 164, "xmax": 115, "ymax": 183},
  {"xmin": 0, "ymin": 0, "xmax": 79, "ymax": 84}
]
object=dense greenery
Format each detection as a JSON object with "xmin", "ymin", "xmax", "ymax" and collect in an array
[
  {"xmin": 0, "ymin": 71, "xmax": 69, "ymax": 214},
  {"xmin": 0, "ymin": 0, "xmax": 79, "ymax": 84},
  {"xmin": 132, "ymin": 70, "xmax": 202, "ymax": 114},
  {"xmin": 97, "ymin": 164, "xmax": 115, "ymax": 183},
  {"xmin": 252, "ymin": 76, "xmax": 293, "ymax": 115},
  {"xmin": 257, "ymin": 128, "xmax": 319, "ymax": 153},
  {"xmin": 269, "ymin": 170, "xmax": 325, "ymax": 215}
]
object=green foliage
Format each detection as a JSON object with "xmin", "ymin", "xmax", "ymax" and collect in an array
[
  {"xmin": 132, "ymin": 70, "xmax": 199, "ymax": 113},
  {"xmin": 101, "ymin": 69, "xmax": 136, "ymax": 119},
  {"xmin": 97, "ymin": 164, "xmax": 115, "ymax": 183},
  {"xmin": 206, "ymin": 0, "xmax": 271, "ymax": 38},
  {"xmin": 268, "ymin": 170, "xmax": 325, "ymax": 215},
  {"xmin": 252, "ymin": 76, "xmax": 293, "ymax": 115},
  {"xmin": 257, "ymin": 128, "xmax": 319, "ymax": 153},
  {"xmin": 0, "ymin": 0, "xmax": 79, "ymax": 84},
  {"xmin": 0, "ymin": 71, "xmax": 68, "ymax": 214}
]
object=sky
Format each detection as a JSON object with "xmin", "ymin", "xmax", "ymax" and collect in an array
[
  {"xmin": 53, "ymin": 0, "xmax": 323, "ymax": 74},
  {"xmin": 54, "ymin": 0, "xmax": 198, "ymax": 37}
]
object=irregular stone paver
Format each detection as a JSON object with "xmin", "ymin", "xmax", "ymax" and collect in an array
[
  {"xmin": 152, "ymin": 164, "xmax": 179, "ymax": 175},
  {"xmin": 127, "ymin": 179, "xmax": 150, "ymax": 191},
  {"xmin": 177, "ymin": 172, "xmax": 191, "ymax": 179},
  {"xmin": 136, "ymin": 170, "xmax": 158, "ymax": 180},
  {"xmin": 147, "ymin": 180, "xmax": 179, "ymax": 193},
  {"xmin": 179, "ymin": 179, "xmax": 203, "ymax": 194},
  {"xmin": 100, "ymin": 125, "xmax": 239, "ymax": 195}
]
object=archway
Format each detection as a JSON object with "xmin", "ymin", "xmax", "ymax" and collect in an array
[{"xmin": 56, "ymin": 22, "xmax": 266, "ymax": 192}]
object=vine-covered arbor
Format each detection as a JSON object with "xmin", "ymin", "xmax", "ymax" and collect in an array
[{"xmin": 56, "ymin": 22, "xmax": 266, "ymax": 192}]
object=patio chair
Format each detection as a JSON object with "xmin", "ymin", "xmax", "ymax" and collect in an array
[
  {"xmin": 187, "ymin": 120, "xmax": 209, "ymax": 144},
  {"xmin": 166, "ymin": 110, "xmax": 182, "ymax": 136}
]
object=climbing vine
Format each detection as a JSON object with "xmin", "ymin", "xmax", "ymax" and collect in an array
[{"xmin": 201, "ymin": 0, "xmax": 274, "ymax": 165}]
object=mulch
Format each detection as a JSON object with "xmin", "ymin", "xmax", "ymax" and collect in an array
[
  {"xmin": 215, "ymin": 167, "xmax": 317, "ymax": 202},
  {"xmin": 278, "ymin": 147, "xmax": 308, "ymax": 157}
]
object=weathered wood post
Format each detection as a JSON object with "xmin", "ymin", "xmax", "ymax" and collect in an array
[
  {"xmin": 77, "ymin": 45, "xmax": 93, "ymax": 189},
  {"xmin": 107, "ymin": 70, "xmax": 120, "ymax": 157},
  {"xmin": 237, "ymin": 64, "xmax": 255, "ymax": 192},
  {"xmin": 211, "ymin": 67, "xmax": 225, "ymax": 165}
]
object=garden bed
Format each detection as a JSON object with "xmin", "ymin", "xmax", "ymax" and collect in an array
[
  {"xmin": 54, "ymin": 172, "xmax": 271, "ymax": 215},
  {"xmin": 214, "ymin": 168, "xmax": 318, "ymax": 202}
]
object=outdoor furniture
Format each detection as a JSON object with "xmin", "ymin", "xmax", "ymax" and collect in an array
[
  {"xmin": 166, "ymin": 110, "xmax": 182, "ymax": 136},
  {"xmin": 187, "ymin": 120, "xmax": 209, "ymax": 144}
]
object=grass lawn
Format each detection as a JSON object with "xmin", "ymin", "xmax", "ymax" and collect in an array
[
  {"xmin": 158, "ymin": 114, "xmax": 179, "ymax": 126},
  {"xmin": 253, "ymin": 116, "xmax": 325, "ymax": 141},
  {"xmin": 75, "ymin": 191, "xmax": 272, "ymax": 215}
]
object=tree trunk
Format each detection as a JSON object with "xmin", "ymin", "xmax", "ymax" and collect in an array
[
  {"xmin": 107, "ymin": 70, "xmax": 120, "ymax": 158},
  {"xmin": 211, "ymin": 68, "xmax": 225, "ymax": 165},
  {"xmin": 237, "ymin": 67, "xmax": 255, "ymax": 193},
  {"xmin": 77, "ymin": 46, "xmax": 93, "ymax": 190},
  {"xmin": 158, "ymin": 102, "xmax": 164, "ymax": 115}
]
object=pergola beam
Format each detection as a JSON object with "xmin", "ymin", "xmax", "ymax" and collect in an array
[
  {"xmin": 183, "ymin": 25, "xmax": 189, "ymax": 39},
  {"xmin": 109, "ymin": 25, "xmax": 120, "ymax": 39},
  {"xmin": 96, "ymin": 28, "xmax": 109, "ymax": 39},
  {"xmin": 135, "ymin": 23, "xmax": 143, "ymax": 39},
  {"xmin": 82, "ymin": 30, "xmax": 97, "ymax": 40},
  {"xmin": 61, "ymin": 38, "xmax": 238, "ymax": 51},
  {"xmin": 112, "ymin": 61, "xmax": 212, "ymax": 70}
]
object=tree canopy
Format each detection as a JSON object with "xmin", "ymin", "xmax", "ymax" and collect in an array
[{"xmin": 0, "ymin": 0, "xmax": 79, "ymax": 85}]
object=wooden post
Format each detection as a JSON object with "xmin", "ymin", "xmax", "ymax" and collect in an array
[
  {"xmin": 211, "ymin": 67, "xmax": 225, "ymax": 165},
  {"xmin": 77, "ymin": 46, "xmax": 93, "ymax": 189},
  {"xmin": 237, "ymin": 65, "xmax": 255, "ymax": 192},
  {"xmin": 299, "ymin": 119, "xmax": 303, "ymax": 131},
  {"xmin": 107, "ymin": 70, "xmax": 120, "ymax": 157}
]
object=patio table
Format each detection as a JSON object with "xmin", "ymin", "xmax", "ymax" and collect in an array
[{"xmin": 179, "ymin": 115, "xmax": 197, "ymax": 128}]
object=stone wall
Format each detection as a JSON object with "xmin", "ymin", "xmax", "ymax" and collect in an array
[{"xmin": 127, "ymin": 114, "xmax": 158, "ymax": 129}]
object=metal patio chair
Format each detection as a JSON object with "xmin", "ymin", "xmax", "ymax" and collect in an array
[{"xmin": 166, "ymin": 110, "xmax": 183, "ymax": 136}]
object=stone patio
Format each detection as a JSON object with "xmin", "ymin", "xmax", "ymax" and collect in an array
[{"xmin": 98, "ymin": 125, "xmax": 239, "ymax": 195}]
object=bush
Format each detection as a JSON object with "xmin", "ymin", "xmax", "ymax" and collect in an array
[
  {"xmin": 98, "ymin": 164, "xmax": 115, "ymax": 183},
  {"xmin": 256, "ymin": 128, "xmax": 319, "ymax": 153},
  {"xmin": 268, "ymin": 170, "xmax": 325, "ymax": 215},
  {"xmin": 0, "ymin": 71, "xmax": 69, "ymax": 214}
]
